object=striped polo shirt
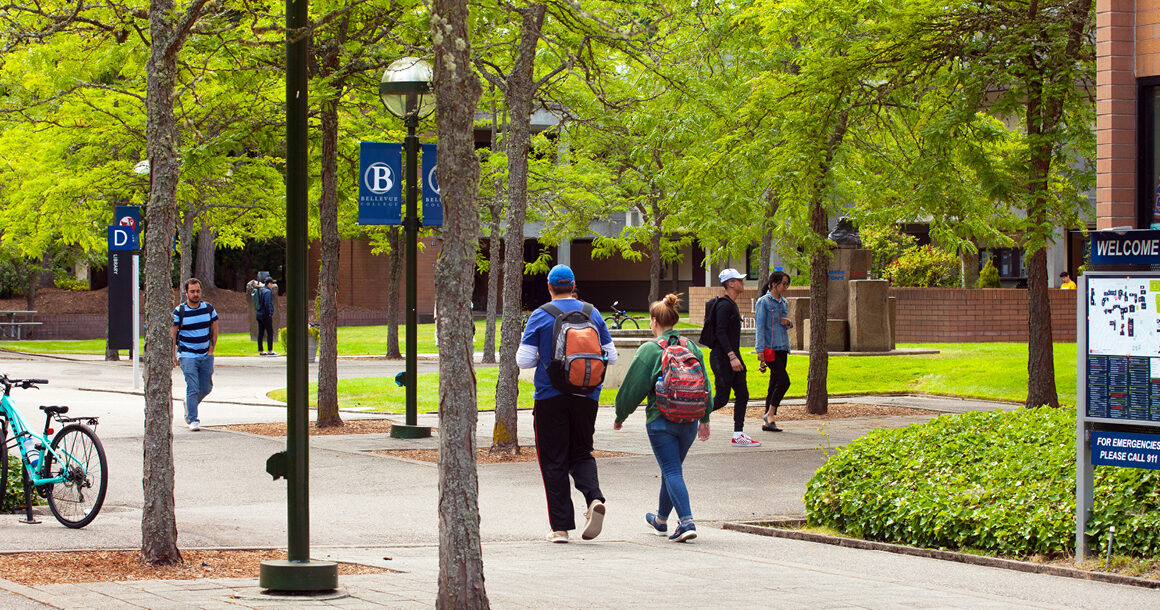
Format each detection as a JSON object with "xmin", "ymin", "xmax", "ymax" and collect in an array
[{"xmin": 172, "ymin": 302, "xmax": 218, "ymax": 357}]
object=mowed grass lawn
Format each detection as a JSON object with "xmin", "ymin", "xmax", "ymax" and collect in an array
[
  {"xmin": 0, "ymin": 323, "xmax": 1078, "ymax": 412},
  {"xmin": 261, "ymin": 342, "xmax": 1076, "ymax": 414}
]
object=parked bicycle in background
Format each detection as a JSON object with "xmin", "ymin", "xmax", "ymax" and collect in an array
[
  {"xmin": 604, "ymin": 301, "xmax": 641, "ymax": 329},
  {"xmin": 0, "ymin": 375, "xmax": 108, "ymax": 528}
]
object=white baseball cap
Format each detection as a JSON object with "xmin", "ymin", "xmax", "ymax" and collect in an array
[{"xmin": 718, "ymin": 268, "xmax": 746, "ymax": 284}]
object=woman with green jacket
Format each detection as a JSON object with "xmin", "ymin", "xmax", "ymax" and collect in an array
[{"xmin": 613, "ymin": 293, "xmax": 712, "ymax": 542}]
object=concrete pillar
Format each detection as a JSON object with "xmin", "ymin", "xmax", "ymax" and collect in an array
[
  {"xmin": 848, "ymin": 279, "xmax": 891, "ymax": 352},
  {"xmin": 803, "ymin": 318, "xmax": 849, "ymax": 352},
  {"xmin": 558, "ymin": 240, "xmax": 571, "ymax": 267},
  {"xmin": 827, "ymin": 248, "xmax": 872, "ymax": 320},
  {"xmin": 786, "ymin": 297, "xmax": 809, "ymax": 350}
]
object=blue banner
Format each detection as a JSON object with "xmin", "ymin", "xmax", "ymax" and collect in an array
[
  {"xmin": 421, "ymin": 143, "xmax": 442, "ymax": 227},
  {"xmin": 108, "ymin": 226, "xmax": 139, "ymax": 251},
  {"xmin": 1092, "ymin": 430, "xmax": 1160, "ymax": 470},
  {"xmin": 1090, "ymin": 230, "xmax": 1160, "ymax": 266},
  {"xmin": 358, "ymin": 142, "xmax": 403, "ymax": 225},
  {"xmin": 114, "ymin": 205, "xmax": 141, "ymax": 233}
]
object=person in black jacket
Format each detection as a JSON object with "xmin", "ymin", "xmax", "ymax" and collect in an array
[
  {"xmin": 711, "ymin": 268, "xmax": 759, "ymax": 447},
  {"xmin": 257, "ymin": 277, "xmax": 276, "ymax": 356}
]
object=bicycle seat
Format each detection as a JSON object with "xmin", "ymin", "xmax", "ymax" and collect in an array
[{"xmin": 39, "ymin": 405, "xmax": 69, "ymax": 415}]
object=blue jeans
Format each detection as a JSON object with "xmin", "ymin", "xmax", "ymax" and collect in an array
[
  {"xmin": 179, "ymin": 355, "xmax": 214, "ymax": 423},
  {"xmin": 646, "ymin": 417, "xmax": 698, "ymax": 522}
]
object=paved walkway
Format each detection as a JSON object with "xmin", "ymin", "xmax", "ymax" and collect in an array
[{"xmin": 0, "ymin": 351, "xmax": 1154, "ymax": 608}]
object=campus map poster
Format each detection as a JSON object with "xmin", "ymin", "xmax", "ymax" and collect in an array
[{"xmin": 1086, "ymin": 277, "xmax": 1160, "ymax": 420}]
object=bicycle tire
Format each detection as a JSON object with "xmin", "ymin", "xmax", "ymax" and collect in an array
[
  {"xmin": 45, "ymin": 423, "xmax": 107, "ymax": 529},
  {"xmin": 0, "ymin": 420, "xmax": 7, "ymax": 512},
  {"xmin": 622, "ymin": 317, "xmax": 640, "ymax": 329},
  {"xmin": 603, "ymin": 315, "xmax": 621, "ymax": 330}
]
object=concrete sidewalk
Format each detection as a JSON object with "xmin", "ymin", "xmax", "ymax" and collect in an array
[{"xmin": 0, "ymin": 352, "xmax": 1154, "ymax": 608}]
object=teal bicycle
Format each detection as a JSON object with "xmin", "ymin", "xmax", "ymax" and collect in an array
[{"xmin": 0, "ymin": 375, "xmax": 107, "ymax": 528}]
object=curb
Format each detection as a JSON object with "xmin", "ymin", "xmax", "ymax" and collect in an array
[{"xmin": 722, "ymin": 521, "xmax": 1160, "ymax": 590}]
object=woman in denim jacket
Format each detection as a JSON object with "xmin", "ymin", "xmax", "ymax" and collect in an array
[{"xmin": 755, "ymin": 271, "xmax": 793, "ymax": 432}]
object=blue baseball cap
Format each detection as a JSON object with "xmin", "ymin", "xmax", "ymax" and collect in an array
[{"xmin": 547, "ymin": 264, "xmax": 575, "ymax": 286}]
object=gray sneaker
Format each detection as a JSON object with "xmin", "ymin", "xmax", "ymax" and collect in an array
[
  {"xmin": 581, "ymin": 499, "xmax": 605, "ymax": 540},
  {"xmin": 188, "ymin": 421, "xmax": 200, "ymax": 432}
]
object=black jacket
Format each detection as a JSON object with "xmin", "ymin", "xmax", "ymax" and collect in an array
[{"xmin": 711, "ymin": 294, "xmax": 742, "ymax": 354}]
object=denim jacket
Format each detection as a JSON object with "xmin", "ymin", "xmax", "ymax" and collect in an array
[{"xmin": 754, "ymin": 292, "xmax": 791, "ymax": 352}]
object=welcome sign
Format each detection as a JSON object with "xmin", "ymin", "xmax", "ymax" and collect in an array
[{"xmin": 1090, "ymin": 229, "xmax": 1160, "ymax": 265}]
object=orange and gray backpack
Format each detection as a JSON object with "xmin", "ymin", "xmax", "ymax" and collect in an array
[
  {"xmin": 654, "ymin": 335, "xmax": 710, "ymax": 422},
  {"xmin": 541, "ymin": 302, "xmax": 607, "ymax": 394}
]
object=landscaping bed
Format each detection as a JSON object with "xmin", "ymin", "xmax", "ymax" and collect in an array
[{"xmin": 804, "ymin": 407, "xmax": 1160, "ymax": 562}]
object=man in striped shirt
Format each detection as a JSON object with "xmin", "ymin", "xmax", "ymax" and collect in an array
[{"xmin": 170, "ymin": 278, "xmax": 218, "ymax": 431}]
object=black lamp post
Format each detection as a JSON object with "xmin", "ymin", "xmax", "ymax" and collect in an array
[{"xmin": 380, "ymin": 57, "xmax": 434, "ymax": 439}]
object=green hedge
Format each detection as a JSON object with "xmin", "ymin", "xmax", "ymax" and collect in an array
[{"xmin": 804, "ymin": 408, "xmax": 1160, "ymax": 558}]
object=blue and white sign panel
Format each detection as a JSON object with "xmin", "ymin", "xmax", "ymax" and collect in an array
[
  {"xmin": 358, "ymin": 142, "xmax": 403, "ymax": 225},
  {"xmin": 421, "ymin": 143, "xmax": 442, "ymax": 227},
  {"xmin": 108, "ymin": 226, "xmax": 139, "ymax": 251},
  {"xmin": 1090, "ymin": 230, "xmax": 1160, "ymax": 266},
  {"xmin": 115, "ymin": 205, "xmax": 141, "ymax": 233},
  {"xmin": 1091, "ymin": 430, "xmax": 1160, "ymax": 470}
]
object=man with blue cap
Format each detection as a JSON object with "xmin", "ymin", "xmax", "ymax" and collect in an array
[{"xmin": 517, "ymin": 263, "xmax": 618, "ymax": 543}]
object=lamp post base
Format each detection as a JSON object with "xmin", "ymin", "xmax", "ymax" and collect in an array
[
  {"xmin": 259, "ymin": 560, "xmax": 338, "ymax": 592},
  {"xmin": 389, "ymin": 424, "xmax": 432, "ymax": 439}
]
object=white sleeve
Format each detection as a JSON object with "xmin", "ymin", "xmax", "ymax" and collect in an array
[
  {"xmin": 516, "ymin": 343, "xmax": 539, "ymax": 369},
  {"xmin": 602, "ymin": 341, "xmax": 618, "ymax": 365}
]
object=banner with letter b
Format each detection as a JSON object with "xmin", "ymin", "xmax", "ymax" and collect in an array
[{"xmin": 358, "ymin": 142, "xmax": 403, "ymax": 225}]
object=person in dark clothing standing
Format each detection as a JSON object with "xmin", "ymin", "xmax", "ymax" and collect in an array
[
  {"xmin": 257, "ymin": 277, "xmax": 276, "ymax": 356},
  {"xmin": 711, "ymin": 268, "xmax": 759, "ymax": 447}
]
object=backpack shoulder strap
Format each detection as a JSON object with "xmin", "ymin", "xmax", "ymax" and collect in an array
[
  {"xmin": 540, "ymin": 303, "xmax": 564, "ymax": 318},
  {"xmin": 580, "ymin": 302, "xmax": 594, "ymax": 317}
]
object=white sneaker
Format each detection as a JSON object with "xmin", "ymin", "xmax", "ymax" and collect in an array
[
  {"xmin": 547, "ymin": 530, "xmax": 568, "ymax": 543},
  {"xmin": 189, "ymin": 421, "xmax": 200, "ymax": 432},
  {"xmin": 731, "ymin": 433, "xmax": 759, "ymax": 447},
  {"xmin": 581, "ymin": 499, "xmax": 606, "ymax": 540}
]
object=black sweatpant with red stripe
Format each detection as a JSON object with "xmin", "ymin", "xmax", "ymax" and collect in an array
[{"xmin": 533, "ymin": 394, "xmax": 605, "ymax": 532}]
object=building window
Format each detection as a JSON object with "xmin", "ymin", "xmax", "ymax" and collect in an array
[
  {"xmin": 980, "ymin": 248, "xmax": 1025, "ymax": 282},
  {"xmin": 1138, "ymin": 79, "xmax": 1160, "ymax": 228}
]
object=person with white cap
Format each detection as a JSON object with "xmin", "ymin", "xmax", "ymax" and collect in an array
[{"xmin": 711, "ymin": 268, "xmax": 760, "ymax": 447}]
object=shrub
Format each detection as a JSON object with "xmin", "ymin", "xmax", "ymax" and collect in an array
[
  {"xmin": 860, "ymin": 225, "xmax": 917, "ymax": 279},
  {"xmin": 2, "ymin": 455, "xmax": 43, "ymax": 512},
  {"xmin": 805, "ymin": 408, "xmax": 1160, "ymax": 558},
  {"xmin": 881, "ymin": 245, "xmax": 959, "ymax": 287},
  {"xmin": 54, "ymin": 276, "xmax": 89, "ymax": 292},
  {"xmin": 977, "ymin": 259, "xmax": 1001, "ymax": 288}
]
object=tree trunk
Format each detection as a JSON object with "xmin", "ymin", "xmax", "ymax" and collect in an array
[
  {"xmin": 648, "ymin": 205, "xmax": 661, "ymax": 304},
  {"xmin": 960, "ymin": 247, "xmax": 978, "ymax": 288},
  {"xmin": 757, "ymin": 189, "xmax": 778, "ymax": 285},
  {"xmin": 386, "ymin": 226, "xmax": 403, "ymax": 358},
  {"xmin": 1025, "ymin": 245, "xmax": 1057, "ymax": 408},
  {"xmin": 194, "ymin": 227, "xmax": 215, "ymax": 289},
  {"xmin": 806, "ymin": 206, "xmax": 830, "ymax": 416},
  {"xmin": 481, "ymin": 101, "xmax": 504, "ymax": 365},
  {"xmin": 492, "ymin": 3, "xmax": 546, "ymax": 457},
  {"xmin": 178, "ymin": 212, "xmax": 196, "ymax": 288},
  {"xmin": 804, "ymin": 112, "xmax": 848, "ymax": 415},
  {"xmin": 105, "ymin": 341, "xmax": 120, "ymax": 361},
  {"xmin": 430, "ymin": 0, "xmax": 488, "ymax": 604},
  {"xmin": 141, "ymin": 0, "xmax": 183, "ymax": 565},
  {"xmin": 316, "ymin": 86, "xmax": 343, "ymax": 428}
]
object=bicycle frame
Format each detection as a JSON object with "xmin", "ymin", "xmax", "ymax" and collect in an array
[{"xmin": 0, "ymin": 394, "xmax": 73, "ymax": 488}]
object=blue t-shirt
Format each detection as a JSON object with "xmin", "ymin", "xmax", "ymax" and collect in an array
[
  {"xmin": 173, "ymin": 302, "xmax": 218, "ymax": 357},
  {"xmin": 521, "ymin": 299, "xmax": 613, "ymax": 401}
]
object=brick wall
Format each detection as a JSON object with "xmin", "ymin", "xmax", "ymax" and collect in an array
[
  {"xmin": 1097, "ymin": 0, "xmax": 1138, "ymax": 229},
  {"xmin": 16, "ymin": 312, "xmax": 394, "ymax": 341},
  {"xmin": 687, "ymin": 286, "xmax": 1079, "ymax": 343}
]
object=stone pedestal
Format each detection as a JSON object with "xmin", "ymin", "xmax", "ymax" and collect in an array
[
  {"xmin": 803, "ymin": 318, "xmax": 849, "ymax": 352},
  {"xmin": 787, "ymin": 297, "xmax": 809, "ymax": 350},
  {"xmin": 888, "ymin": 296, "xmax": 897, "ymax": 350},
  {"xmin": 848, "ymin": 280, "xmax": 891, "ymax": 352},
  {"xmin": 827, "ymin": 249, "xmax": 872, "ymax": 320}
]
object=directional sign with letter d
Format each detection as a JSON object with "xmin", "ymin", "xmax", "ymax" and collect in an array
[{"xmin": 108, "ymin": 226, "xmax": 139, "ymax": 251}]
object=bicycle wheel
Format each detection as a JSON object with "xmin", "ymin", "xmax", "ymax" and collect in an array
[
  {"xmin": 603, "ymin": 315, "xmax": 621, "ymax": 330},
  {"xmin": 0, "ymin": 420, "xmax": 7, "ymax": 511},
  {"xmin": 45, "ymin": 424, "xmax": 107, "ymax": 528},
  {"xmin": 622, "ymin": 317, "xmax": 640, "ymax": 329}
]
